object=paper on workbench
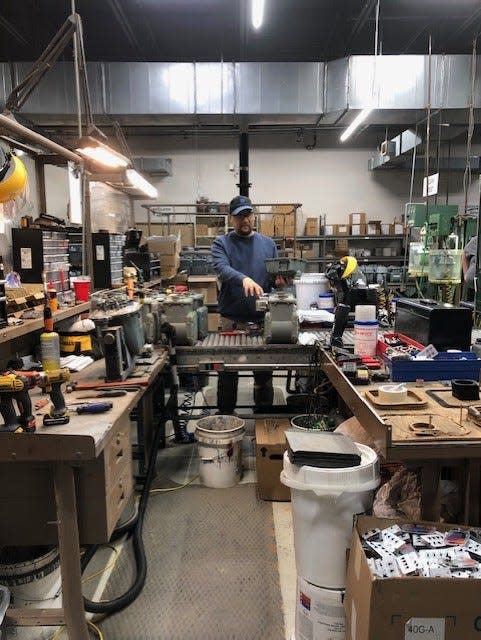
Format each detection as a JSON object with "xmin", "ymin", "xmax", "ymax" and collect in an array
[{"xmin": 297, "ymin": 309, "xmax": 335, "ymax": 323}]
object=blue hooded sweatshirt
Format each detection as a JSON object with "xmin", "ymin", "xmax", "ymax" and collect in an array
[{"xmin": 211, "ymin": 231, "xmax": 278, "ymax": 321}]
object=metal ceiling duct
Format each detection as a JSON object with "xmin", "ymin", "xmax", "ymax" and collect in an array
[{"xmin": 0, "ymin": 56, "xmax": 479, "ymax": 128}]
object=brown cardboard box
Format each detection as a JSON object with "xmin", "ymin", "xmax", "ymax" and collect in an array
[
  {"xmin": 393, "ymin": 222, "xmax": 405, "ymax": 235},
  {"xmin": 351, "ymin": 223, "xmax": 367, "ymax": 235},
  {"xmin": 196, "ymin": 223, "xmax": 209, "ymax": 236},
  {"xmin": 148, "ymin": 235, "xmax": 181, "ymax": 255},
  {"xmin": 345, "ymin": 515, "xmax": 481, "ymax": 640},
  {"xmin": 333, "ymin": 224, "xmax": 350, "ymax": 236},
  {"xmin": 258, "ymin": 218, "xmax": 275, "ymax": 236},
  {"xmin": 187, "ymin": 275, "xmax": 218, "ymax": 304},
  {"xmin": 255, "ymin": 418, "xmax": 291, "ymax": 501},
  {"xmin": 381, "ymin": 223, "xmax": 394, "ymax": 235},
  {"xmin": 274, "ymin": 213, "xmax": 296, "ymax": 235},
  {"xmin": 366, "ymin": 222, "xmax": 381, "ymax": 235},
  {"xmin": 335, "ymin": 239, "xmax": 349, "ymax": 253},
  {"xmin": 273, "ymin": 205, "xmax": 294, "ymax": 214},
  {"xmin": 304, "ymin": 218, "xmax": 318, "ymax": 235},
  {"xmin": 159, "ymin": 253, "xmax": 180, "ymax": 268},
  {"xmin": 349, "ymin": 212, "xmax": 366, "ymax": 225},
  {"xmin": 208, "ymin": 312, "xmax": 220, "ymax": 331}
]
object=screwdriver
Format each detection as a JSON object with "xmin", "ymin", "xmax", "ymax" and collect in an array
[{"xmin": 66, "ymin": 401, "xmax": 113, "ymax": 414}]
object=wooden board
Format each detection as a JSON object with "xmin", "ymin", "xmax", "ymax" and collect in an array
[{"xmin": 365, "ymin": 388, "xmax": 427, "ymax": 408}]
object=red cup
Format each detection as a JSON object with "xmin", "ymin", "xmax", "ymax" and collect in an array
[{"xmin": 72, "ymin": 277, "xmax": 90, "ymax": 302}]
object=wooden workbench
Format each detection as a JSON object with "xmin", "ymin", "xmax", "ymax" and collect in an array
[
  {"xmin": 321, "ymin": 349, "xmax": 481, "ymax": 525},
  {"xmin": 1, "ymin": 348, "xmax": 168, "ymax": 640}
]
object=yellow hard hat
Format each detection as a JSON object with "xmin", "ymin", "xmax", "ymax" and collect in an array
[
  {"xmin": 0, "ymin": 152, "xmax": 28, "ymax": 203},
  {"xmin": 340, "ymin": 255, "xmax": 358, "ymax": 279}
]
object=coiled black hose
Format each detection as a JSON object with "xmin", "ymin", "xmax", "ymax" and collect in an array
[{"xmin": 81, "ymin": 397, "xmax": 164, "ymax": 614}]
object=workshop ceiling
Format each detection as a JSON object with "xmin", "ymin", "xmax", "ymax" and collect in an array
[{"xmin": 0, "ymin": 0, "xmax": 480, "ymax": 64}]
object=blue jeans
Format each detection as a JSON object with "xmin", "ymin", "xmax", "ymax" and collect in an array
[{"xmin": 217, "ymin": 317, "xmax": 273, "ymax": 414}]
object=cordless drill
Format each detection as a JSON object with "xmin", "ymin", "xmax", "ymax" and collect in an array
[
  {"xmin": 0, "ymin": 372, "xmax": 37, "ymax": 432},
  {"xmin": 38, "ymin": 368, "xmax": 71, "ymax": 426}
]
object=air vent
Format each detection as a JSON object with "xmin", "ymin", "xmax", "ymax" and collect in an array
[{"xmin": 134, "ymin": 157, "xmax": 173, "ymax": 176}]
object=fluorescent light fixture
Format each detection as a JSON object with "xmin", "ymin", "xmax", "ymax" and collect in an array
[
  {"xmin": 75, "ymin": 136, "xmax": 129, "ymax": 169},
  {"xmin": 126, "ymin": 168, "xmax": 158, "ymax": 198},
  {"xmin": 339, "ymin": 107, "xmax": 373, "ymax": 142},
  {"xmin": 252, "ymin": 0, "xmax": 265, "ymax": 29}
]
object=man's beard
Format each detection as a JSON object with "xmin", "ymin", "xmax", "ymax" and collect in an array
[{"xmin": 237, "ymin": 221, "xmax": 252, "ymax": 236}]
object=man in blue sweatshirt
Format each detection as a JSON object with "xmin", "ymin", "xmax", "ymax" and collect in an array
[{"xmin": 211, "ymin": 195, "xmax": 278, "ymax": 414}]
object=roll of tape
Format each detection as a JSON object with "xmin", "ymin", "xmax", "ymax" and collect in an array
[{"xmin": 451, "ymin": 379, "xmax": 480, "ymax": 401}]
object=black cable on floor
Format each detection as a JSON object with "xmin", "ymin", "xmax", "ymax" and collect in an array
[{"xmin": 81, "ymin": 398, "xmax": 165, "ymax": 615}]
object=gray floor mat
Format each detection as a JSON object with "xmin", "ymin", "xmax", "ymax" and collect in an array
[{"xmin": 99, "ymin": 484, "xmax": 284, "ymax": 640}]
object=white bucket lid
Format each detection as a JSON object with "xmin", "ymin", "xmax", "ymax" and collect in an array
[{"xmin": 280, "ymin": 444, "xmax": 380, "ymax": 496}]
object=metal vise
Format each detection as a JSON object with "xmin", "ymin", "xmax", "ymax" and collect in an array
[
  {"xmin": 256, "ymin": 292, "xmax": 298, "ymax": 344},
  {"xmin": 162, "ymin": 294, "xmax": 199, "ymax": 346}
]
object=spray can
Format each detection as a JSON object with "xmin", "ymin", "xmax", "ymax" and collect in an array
[{"xmin": 40, "ymin": 306, "xmax": 61, "ymax": 371}]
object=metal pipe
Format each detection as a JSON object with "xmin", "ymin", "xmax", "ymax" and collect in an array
[
  {"xmin": 71, "ymin": 6, "xmax": 83, "ymax": 139},
  {"xmin": 0, "ymin": 114, "xmax": 82, "ymax": 163},
  {"xmin": 238, "ymin": 131, "xmax": 250, "ymax": 196}
]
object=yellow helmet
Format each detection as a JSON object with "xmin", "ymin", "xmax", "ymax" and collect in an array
[
  {"xmin": 0, "ymin": 151, "xmax": 28, "ymax": 203},
  {"xmin": 340, "ymin": 255, "xmax": 358, "ymax": 279}
]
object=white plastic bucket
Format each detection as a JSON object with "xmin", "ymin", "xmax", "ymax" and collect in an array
[
  {"xmin": 295, "ymin": 274, "xmax": 329, "ymax": 310},
  {"xmin": 0, "ymin": 547, "xmax": 60, "ymax": 606},
  {"xmin": 293, "ymin": 576, "xmax": 345, "ymax": 640},
  {"xmin": 280, "ymin": 444, "xmax": 379, "ymax": 588},
  {"xmin": 195, "ymin": 415, "xmax": 245, "ymax": 488},
  {"xmin": 354, "ymin": 320, "xmax": 378, "ymax": 356},
  {"xmin": 354, "ymin": 305, "xmax": 376, "ymax": 322},
  {"xmin": 318, "ymin": 292, "xmax": 334, "ymax": 311}
]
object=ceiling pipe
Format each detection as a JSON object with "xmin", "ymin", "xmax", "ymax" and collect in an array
[{"xmin": 0, "ymin": 113, "xmax": 82, "ymax": 163}]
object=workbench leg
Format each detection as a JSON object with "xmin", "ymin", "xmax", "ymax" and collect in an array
[
  {"xmin": 465, "ymin": 459, "xmax": 481, "ymax": 526},
  {"xmin": 53, "ymin": 463, "xmax": 89, "ymax": 640},
  {"xmin": 419, "ymin": 461, "xmax": 441, "ymax": 522}
]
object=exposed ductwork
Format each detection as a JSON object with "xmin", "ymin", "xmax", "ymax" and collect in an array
[{"xmin": 0, "ymin": 55, "xmax": 479, "ymax": 129}]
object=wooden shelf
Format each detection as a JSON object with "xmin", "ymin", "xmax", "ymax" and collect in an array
[{"xmin": 0, "ymin": 301, "xmax": 90, "ymax": 345}]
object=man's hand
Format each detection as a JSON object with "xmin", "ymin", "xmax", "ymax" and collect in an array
[{"xmin": 242, "ymin": 277, "xmax": 264, "ymax": 297}]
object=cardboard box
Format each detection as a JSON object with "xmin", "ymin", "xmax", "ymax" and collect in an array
[
  {"xmin": 335, "ymin": 239, "xmax": 349, "ymax": 252},
  {"xmin": 273, "ymin": 205, "xmax": 294, "ymax": 214},
  {"xmin": 333, "ymin": 224, "xmax": 350, "ymax": 236},
  {"xmin": 258, "ymin": 218, "xmax": 275, "ymax": 236},
  {"xmin": 381, "ymin": 223, "xmax": 394, "ymax": 235},
  {"xmin": 208, "ymin": 312, "xmax": 220, "ymax": 331},
  {"xmin": 196, "ymin": 223, "xmax": 209, "ymax": 236},
  {"xmin": 366, "ymin": 222, "xmax": 381, "ymax": 235},
  {"xmin": 187, "ymin": 275, "xmax": 218, "ymax": 304},
  {"xmin": 255, "ymin": 418, "xmax": 291, "ymax": 501},
  {"xmin": 345, "ymin": 515, "xmax": 481, "ymax": 640},
  {"xmin": 304, "ymin": 218, "xmax": 318, "ymax": 235},
  {"xmin": 349, "ymin": 212, "xmax": 366, "ymax": 225},
  {"xmin": 323, "ymin": 225, "xmax": 334, "ymax": 236},
  {"xmin": 147, "ymin": 235, "xmax": 181, "ymax": 255},
  {"xmin": 393, "ymin": 223, "xmax": 405, "ymax": 235},
  {"xmin": 159, "ymin": 253, "xmax": 180, "ymax": 268},
  {"xmin": 351, "ymin": 224, "xmax": 367, "ymax": 235}
]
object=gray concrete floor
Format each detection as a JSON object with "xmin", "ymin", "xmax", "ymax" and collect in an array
[{"xmin": 6, "ymin": 375, "xmax": 297, "ymax": 640}]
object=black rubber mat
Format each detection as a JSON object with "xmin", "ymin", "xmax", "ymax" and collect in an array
[{"xmin": 99, "ymin": 484, "xmax": 284, "ymax": 640}]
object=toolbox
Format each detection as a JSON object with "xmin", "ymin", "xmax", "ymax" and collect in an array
[
  {"xmin": 394, "ymin": 297, "xmax": 472, "ymax": 351},
  {"xmin": 378, "ymin": 332, "xmax": 481, "ymax": 382}
]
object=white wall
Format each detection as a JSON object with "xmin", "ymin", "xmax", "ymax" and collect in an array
[
  {"xmin": 131, "ymin": 134, "xmax": 481, "ymax": 230},
  {"xmin": 45, "ymin": 164, "xmax": 69, "ymax": 219}
]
